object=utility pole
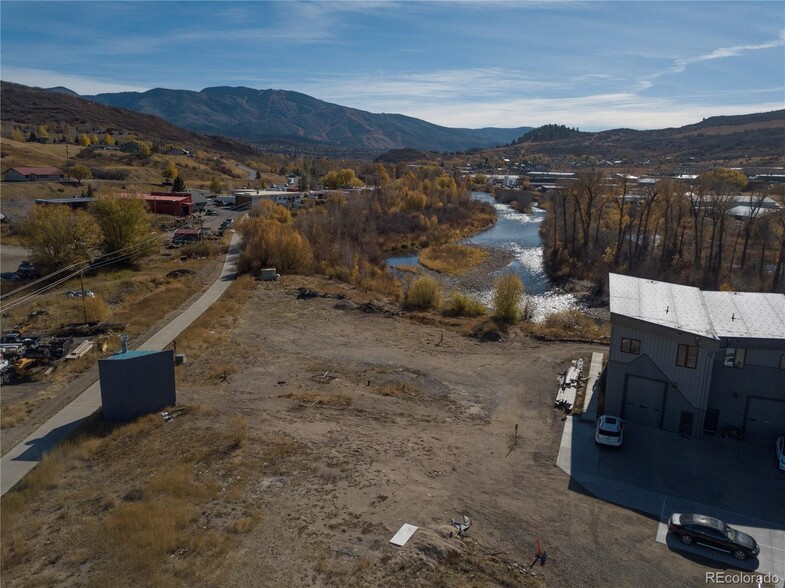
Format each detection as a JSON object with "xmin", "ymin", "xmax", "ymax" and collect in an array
[{"xmin": 79, "ymin": 269, "xmax": 88, "ymax": 324}]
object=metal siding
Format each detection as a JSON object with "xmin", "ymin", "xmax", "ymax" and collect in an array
[
  {"xmin": 744, "ymin": 397, "xmax": 785, "ymax": 440},
  {"xmin": 707, "ymin": 352, "xmax": 785, "ymax": 431},
  {"xmin": 610, "ymin": 324, "xmax": 709, "ymax": 409},
  {"xmin": 98, "ymin": 351, "xmax": 176, "ymax": 422},
  {"xmin": 604, "ymin": 362, "xmax": 626, "ymax": 417}
]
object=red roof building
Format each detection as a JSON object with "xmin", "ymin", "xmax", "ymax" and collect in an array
[
  {"xmin": 117, "ymin": 193, "xmax": 193, "ymax": 217},
  {"xmin": 3, "ymin": 166, "xmax": 66, "ymax": 182}
]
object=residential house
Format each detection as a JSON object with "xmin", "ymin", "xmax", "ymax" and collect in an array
[
  {"xmin": 3, "ymin": 166, "xmax": 66, "ymax": 182},
  {"xmin": 605, "ymin": 273, "xmax": 785, "ymax": 440}
]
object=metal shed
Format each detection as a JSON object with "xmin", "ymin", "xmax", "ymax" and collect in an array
[{"xmin": 98, "ymin": 349, "xmax": 176, "ymax": 422}]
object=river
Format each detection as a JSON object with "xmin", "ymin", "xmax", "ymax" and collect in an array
[{"xmin": 387, "ymin": 192, "xmax": 579, "ymax": 322}]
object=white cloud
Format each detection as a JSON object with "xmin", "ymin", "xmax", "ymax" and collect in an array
[
  {"xmin": 400, "ymin": 94, "xmax": 785, "ymax": 130},
  {"xmin": 2, "ymin": 68, "xmax": 149, "ymax": 95},
  {"xmin": 671, "ymin": 29, "xmax": 785, "ymax": 74}
]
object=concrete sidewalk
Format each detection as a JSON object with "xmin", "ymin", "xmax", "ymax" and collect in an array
[{"xmin": 1, "ymin": 232, "xmax": 241, "ymax": 496}]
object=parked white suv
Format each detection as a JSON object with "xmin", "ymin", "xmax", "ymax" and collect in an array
[{"xmin": 596, "ymin": 415, "xmax": 624, "ymax": 446}]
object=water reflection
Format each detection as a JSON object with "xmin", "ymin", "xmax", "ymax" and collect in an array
[{"xmin": 387, "ymin": 192, "xmax": 579, "ymax": 322}]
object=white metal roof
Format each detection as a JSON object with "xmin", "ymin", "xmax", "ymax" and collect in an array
[
  {"xmin": 702, "ymin": 291, "xmax": 785, "ymax": 339},
  {"xmin": 609, "ymin": 273, "xmax": 785, "ymax": 340}
]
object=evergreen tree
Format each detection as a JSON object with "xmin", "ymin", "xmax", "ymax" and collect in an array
[{"xmin": 172, "ymin": 175, "xmax": 186, "ymax": 192}]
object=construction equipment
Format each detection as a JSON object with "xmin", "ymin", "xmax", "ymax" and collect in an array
[{"xmin": 14, "ymin": 357, "xmax": 37, "ymax": 378}]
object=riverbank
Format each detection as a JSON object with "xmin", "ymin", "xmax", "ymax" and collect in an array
[{"xmin": 419, "ymin": 244, "xmax": 488, "ymax": 276}]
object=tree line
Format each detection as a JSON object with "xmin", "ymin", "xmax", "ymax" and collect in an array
[
  {"xmin": 17, "ymin": 198, "xmax": 157, "ymax": 275},
  {"xmin": 237, "ymin": 164, "xmax": 495, "ymax": 298},
  {"xmin": 540, "ymin": 168, "xmax": 785, "ymax": 293}
]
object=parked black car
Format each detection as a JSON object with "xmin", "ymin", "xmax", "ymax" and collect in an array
[
  {"xmin": 668, "ymin": 513, "xmax": 759, "ymax": 560},
  {"xmin": 16, "ymin": 261, "xmax": 38, "ymax": 279}
]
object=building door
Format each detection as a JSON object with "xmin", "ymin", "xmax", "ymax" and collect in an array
[
  {"xmin": 679, "ymin": 411, "xmax": 694, "ymax": 437},
  {"xmin": 744, "ymin": 397, "xmax": 785, "ymax": 440},
  {"xmin": 623, "ymin": 376, "xmax": 666, "ymax": 428}
]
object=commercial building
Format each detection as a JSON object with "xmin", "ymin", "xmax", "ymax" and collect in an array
[{"xmin": 118, "ymin": 192, "xmax": 193, "ymax": 216}]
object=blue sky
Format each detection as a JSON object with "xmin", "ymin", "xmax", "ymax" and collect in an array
[{"xmin": 1, "ymin": 1, "xmax": 783, "ymax": 131}]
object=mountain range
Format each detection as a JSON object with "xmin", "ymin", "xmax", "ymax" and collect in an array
[
  {"xmin": 0, "ymin": 82, "xmax": 258, "ymax": 160},
  {"xmin": 3, "ymin": 81, "xmax": 783, "ymax": 164},
  {"xmin": 83, "ymin": 86, "xmax": 531, "ymax": 152}
]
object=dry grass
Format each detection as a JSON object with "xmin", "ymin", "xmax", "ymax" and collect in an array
[
  {"xmin": 174, "ymin": 275, "xmax": 255, "ymax": 359},
  {"xmin": 0, "ymin": 225, "xmax": 23, "ymax": 245},
  {"xmin": 375, "ymin": 383, "xmax": 423, "ymax": 400},
  {"xmin": 0, "ymin": 251, "xmax": 212, "ymax": 351},
  {"xmin": 227, "ymin": 517, "xmax": 256, "ymax": 534},
  {"xmin": 225, "ymin": 415, "xmax": 249, "ymax": 448},
  {"xmin": 442, "ymin": 292, "xmax": 487, "ymax": 317},
  {"xmin": 0, "ymin": 406, "xmax": 292, "ymax": 586},
  {"xmin": 206, "ymin": 362, "xmax": 238, "ymax": 382},
  {"xmin": 524, "ymin": 309, "xmax": 610, "ymax": 342},
  {"xmin": 1, "ymin": 402, "xmax": 30, "ymax": 429},
  {"xmin": 419, "ymin": 244, "xmax": 488, "ymax": 275},
  {"xmin": 389, "ymin": 264, "xmax": 419, "ymax": 274},
  {"xmin": 292, "ymin": 391, "xmax": 352, "ymax": 407}
]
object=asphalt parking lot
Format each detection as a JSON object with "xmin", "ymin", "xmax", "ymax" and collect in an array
[{"xmin": 558, "ymin": 416, "xmax": 785, "ymax": 586}]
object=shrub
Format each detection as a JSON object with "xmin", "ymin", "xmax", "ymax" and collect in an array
[
  {"xmin": 83, "ymin": 295, "xmax": 110, "ymax": 323},
  {"xmin": 442, "ymin": 292, "xmax": 486, "ymax": 317},
  {"xmin": 226, "ymin": 415, "xmax": 248, "ymax": 449},
  {"xmin": 91, "ymin": 167, "xmax": 130, "ymax": 181},
  {"xmin": 404, "ymin": 276, "xmax": 442, "ymax": 310},
  {"xmin": 492, "ymin": 273, "xmax": 524, "ymax": 323},
  {"xmin": 238, "ymin": 217, "xmax": 314, "ymax": 275},
  {"xmin": 180, "ymin": 241, "xmax": 217, "ymax": 258}
]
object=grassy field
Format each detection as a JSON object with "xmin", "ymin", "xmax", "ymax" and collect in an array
[
  {"xmin": 0, "ymin": 407, "xmax": 292, "ymax": 587},
  {"xmin": 0, "ymin": 246, "xmax": 227, "ymax": 437}
]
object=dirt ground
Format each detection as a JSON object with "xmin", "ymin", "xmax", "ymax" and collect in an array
[
  {"xmin": 2, "ymin": 275, "xmax": 722, "ymax": 587},
  {"xmin": 171, "ymin": 276, "xmax": 711, "ymax": 587}
]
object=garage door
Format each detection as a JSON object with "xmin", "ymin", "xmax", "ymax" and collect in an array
[
  {"xmin": 745, "ymin": 397, "xmax": 785, "ymax": 440},
  {"xmin": 623, "ymin": 376, "xmax": 666, "ymax": 428}
]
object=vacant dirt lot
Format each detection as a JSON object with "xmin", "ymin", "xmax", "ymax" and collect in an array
[{"xmin": 2, "ymin": 276, "xmax": 720, "ymax": 586}]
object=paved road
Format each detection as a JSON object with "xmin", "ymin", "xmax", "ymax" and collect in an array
[
  {"xmin": 557, "ymin": 416, "xmax": 785, "ymax": 586},
  {"xmin": 1, "ymin": 231, "xmax": 242, "ymax": 496}
]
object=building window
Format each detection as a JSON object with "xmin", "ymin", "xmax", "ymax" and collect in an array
[
  {"xmin": 723, "ymin": 348, "xmax": 745, "ymax": 368},
  {"xmin": 620, "ymin": 337, "xmax": 640, "ymax": 355},
  {"xmin": 676, "ymin": 344, "xmax": 698, "ymax": 369}
]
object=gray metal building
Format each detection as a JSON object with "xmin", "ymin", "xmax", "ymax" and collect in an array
[
  {"xmin": 98, "ymin": 349, "xmax": 176, "ymax": 422},
  {"xmin": 605, "ymin": 273, "xmax": 785, "ymax": 439}
]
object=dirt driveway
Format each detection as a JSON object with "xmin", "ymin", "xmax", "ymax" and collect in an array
[{"xmin": 156, "ymin": 276, "xmax": 719, "ymax": 587}]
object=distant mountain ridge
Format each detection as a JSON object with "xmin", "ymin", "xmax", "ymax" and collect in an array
[
  {"xmin": 509, "ymin": 111, "xmax": 785, "ymax": 163},
  {"xmin": 83, "ymin": 86, "xmax": 532, "ymax": 152},
  {"xmin": 1, "ymin": 82, "xmax": 259, "ymax": 159},
  {"xmin": 5, "ymin": 82, "xmax": 782, "ymax": 164}
]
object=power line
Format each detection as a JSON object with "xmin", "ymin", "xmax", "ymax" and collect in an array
[{"xmin": 0, "ymin": 235, "xmax": 162, "ymax": 311}]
